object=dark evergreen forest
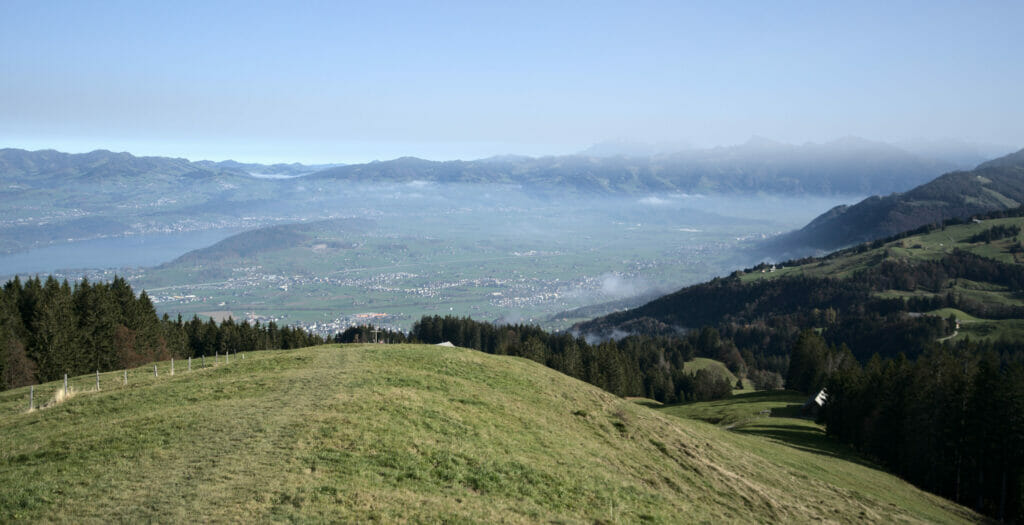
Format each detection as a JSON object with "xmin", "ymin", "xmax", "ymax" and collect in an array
[
  {"xmin": 787, "ymin": 329, "xmax": 1024, "ymax": 522},
  {"xmin": 0, "ymin": 276, "xmax": 324, "ymax": 389}
]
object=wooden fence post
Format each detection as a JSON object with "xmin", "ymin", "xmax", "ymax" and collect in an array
[
  {"xmin": 64, "ymin": 374, "xmax": 68, "ymax": 396},
  {"xmin": 29, "ymin": 385, "xmax": 33, "ymax": 410},
  {"xmin": 171, "ymin": 358, "xmax": 175, "ymax": 376},
  {"xmin": 188, "ymin": 356, "xmax": 192, "ymax": 371},
  {"xmin": 154, "ymin": 365, "xmax": 158, "ymax": 377},
  {"xmin": 202, "ymin": 355, "xmax": 206, "ymax": 368},
  {"xmin": 96, "ymin": 370, "xmax": 100, "ymax": 391},
  {"xmin": 124, "ymin": 369, "xmax": 127, "ymax": 385}
]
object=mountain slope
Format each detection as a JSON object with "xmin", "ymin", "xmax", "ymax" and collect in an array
[
  {"xmin": 768, "ymin": 147, "xmax": 1024, "ymax": 255},
  {"xmin": 0, "ymin": 345, "xmax": 978, "ymax": 523},
  {"xmin": 576, "ymin": 213, "xmax": 1024, "ymax": 358}
]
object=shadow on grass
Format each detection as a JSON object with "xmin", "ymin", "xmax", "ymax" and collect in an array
[
  {"xmin": 664, "ymin": 390, "xmax": 806, "ymax": 408},
  {"xmin": 727, "ymin": 390, "xmax": 805, "ymax": 402},
  {"xmin": 769, "ymin": 403, "xmax": 803, "ymax": 418},
  {"xmin": 734, "ymin": 420, "xmax": 881, "ymax": 470}
]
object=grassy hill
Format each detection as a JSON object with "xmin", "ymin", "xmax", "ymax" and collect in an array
[
  {"xmin": 159, "ymin": 218, "xmax": 375, "ymax": 270},
  {"xmin": 0, "ymin": 344, "xmax": 979, "ymax": 523},
  {"xmin": 682, "ymin": 356, "xmax": 755, "ymax": 390}
]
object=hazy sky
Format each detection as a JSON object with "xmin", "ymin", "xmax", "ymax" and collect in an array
[{"xmin": 2, "ymin": 1, "xmax": 1022, "ymax": 164}]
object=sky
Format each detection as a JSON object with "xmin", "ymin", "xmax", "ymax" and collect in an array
[{"xmin": 1, "ymin": 1, "xmax": 1022, "ymax": 164}]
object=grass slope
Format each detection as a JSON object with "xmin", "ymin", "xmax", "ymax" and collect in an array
[{"xmin": 0, "ymin": 345, "xmax": 980, "ymax": 523}]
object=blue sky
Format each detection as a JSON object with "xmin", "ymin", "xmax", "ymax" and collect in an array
[{"xmin": 2, "ymin": 1, "xmax": 1022, "ymax": 163}]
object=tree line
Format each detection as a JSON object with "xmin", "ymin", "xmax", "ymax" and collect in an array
[
  {"xmin": 966, "ymin": 224, "xmax": 1020, "ymax": 244},
  {"xmin": 0, "ymin": 276, "xmax": 324, "ymax": 390},
  {"xmin": 410, "ymin": 315, "xmax": 739, "ymax": 403}
]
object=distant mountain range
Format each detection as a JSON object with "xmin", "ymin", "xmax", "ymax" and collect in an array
[
  {"xmin": 766, "ymin": 147, "xmax": 1024, "ymax": 256},
  {"xmin": 0, "ymin": 140, "xmax": 1006, "ymax": 255},
  {"xmin": 0, "ymin": 148, "xmax": 331, "ymax": 184},
  {"xmin": 309, "ymin": 137, "xmax": 956, "ymax": 196},
  {"xmin": 193, "ymin": 159, "xmax": 344, "ymax": 177},
  {"xmin": 1, "ymin": 138, "xmax": 972, "ymax": 198}
]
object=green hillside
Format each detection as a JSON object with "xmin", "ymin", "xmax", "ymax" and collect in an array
[
  {"xmin": 748, "ymin": 215, "xmax": 1024, "ymax": 282},
  {"xmin": 577, "ymin": 212, "xmax": 1024, "ymax": 359},
  {"xmin": 0, "ymin": 344, "xmax": 978, "ymax": 523},
  {"xmin": 746, "ymin": 214, "xmax": 1024, "ymax": 343}
]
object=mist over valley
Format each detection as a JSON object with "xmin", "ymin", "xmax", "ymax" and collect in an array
[{"xmin": 0, "ymin": 147, "xmax": 869, "ymax": 332}]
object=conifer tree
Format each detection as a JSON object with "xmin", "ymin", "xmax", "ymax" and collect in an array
[{"xmin": 31, "ymin": 277, "xmax": 79, "ymax": 380}]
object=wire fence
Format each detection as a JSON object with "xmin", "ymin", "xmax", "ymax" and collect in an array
[{"xmin": 4, "ymin": 352, "xmax": 247, "ymax": 414}]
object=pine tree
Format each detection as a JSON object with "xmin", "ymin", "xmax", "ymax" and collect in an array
[{"xmin": 31, "ymin": 277, "xmax": 79, "ymax": 381}]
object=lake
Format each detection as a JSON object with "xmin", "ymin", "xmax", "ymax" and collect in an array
[{"xmin": 0, "ymin": 228, "xmax": 241, "ymax": 277}]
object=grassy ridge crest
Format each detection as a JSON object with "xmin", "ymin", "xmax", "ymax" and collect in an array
[{"xmin": 0, "ymin": 344, "xmax": 979, "ymax": 523}]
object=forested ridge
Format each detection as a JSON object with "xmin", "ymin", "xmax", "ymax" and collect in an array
[
  {"xmin": 0, "ymin": 275, "xmax": 324, "ymax": 389},
  {"xmin": 578, "ymin": 248, "xmax": 1024, "ymax": 365}
]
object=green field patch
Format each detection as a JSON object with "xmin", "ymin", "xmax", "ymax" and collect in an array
[
  {"xmin": 682, "ymin": 357, "xmax": 737, "ymax": 381},
  {"xmin": 956, "ymin": 319, "xmax": 1024, "ymax": 342},
  {"xmin": 924, "ymin": 308, "xmax": 984, "ymax": 322},
  {"xmin": 658, "ymin": 390, "xmax": 806, "ymax": 427}
]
